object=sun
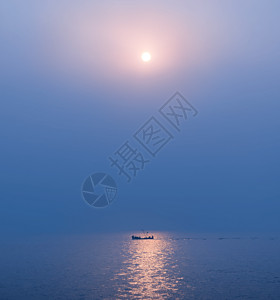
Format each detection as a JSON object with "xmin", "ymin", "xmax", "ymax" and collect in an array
[{"xmin": 141, "ymin": 52, "xmax": 151, "ymax": 62}]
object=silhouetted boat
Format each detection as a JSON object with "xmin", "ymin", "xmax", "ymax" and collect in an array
[{"xmin": 132, "ymin": 235, "xmax": 154, "ymax": 240}]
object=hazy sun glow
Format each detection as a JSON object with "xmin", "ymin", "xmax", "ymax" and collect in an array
[
  {"xmin": 46, "ymin": 4, "xmax": 202, "ymax": 81},
  {"xmin": 141, "ymin": 52, "xmax": 151, "ymax": 62}
]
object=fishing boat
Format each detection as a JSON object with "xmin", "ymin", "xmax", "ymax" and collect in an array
[
  {"xmin": 132, "ymin": 230, "xmax": 154, "ymax": 240},
  {"xmin": 132, "ymin": 235, "xmax": 154, "ymax": 240}
]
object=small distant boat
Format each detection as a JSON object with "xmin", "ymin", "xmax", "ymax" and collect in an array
[
  {"xmin": 132, "ymin": 235, "xmax": 154, "ymax": 240},
  {"xmin": 132, "ymin": 230, "xmax": 154, "ymax": 240}
]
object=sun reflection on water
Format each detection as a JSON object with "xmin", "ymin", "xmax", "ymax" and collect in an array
[{"xmin": 114, "ymin": 233, "xmax": 183, "ymax": 299}]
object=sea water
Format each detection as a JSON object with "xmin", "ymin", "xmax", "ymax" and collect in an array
[{"xmin": 1, "ymin": 232, "xmax": 280, "ymax": 299}]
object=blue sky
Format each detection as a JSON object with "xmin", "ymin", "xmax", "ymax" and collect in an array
[{"xmin": 1, "ymin": 0, "xmax": 280, "ymax": 236}]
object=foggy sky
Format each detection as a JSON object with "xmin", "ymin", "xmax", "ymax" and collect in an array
[{"xmin": 1, "ymin": 0, "xmax": 280, "ymax": 237}]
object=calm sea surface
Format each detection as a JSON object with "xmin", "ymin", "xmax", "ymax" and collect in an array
[{"xmin": 1, "ymin": 232, "xmax": 280, "ymax": 299}]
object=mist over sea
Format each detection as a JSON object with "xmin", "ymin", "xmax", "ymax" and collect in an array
[{"xmin": 1, "ymin": 232, "xmax": 280, "ymax": 299}]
